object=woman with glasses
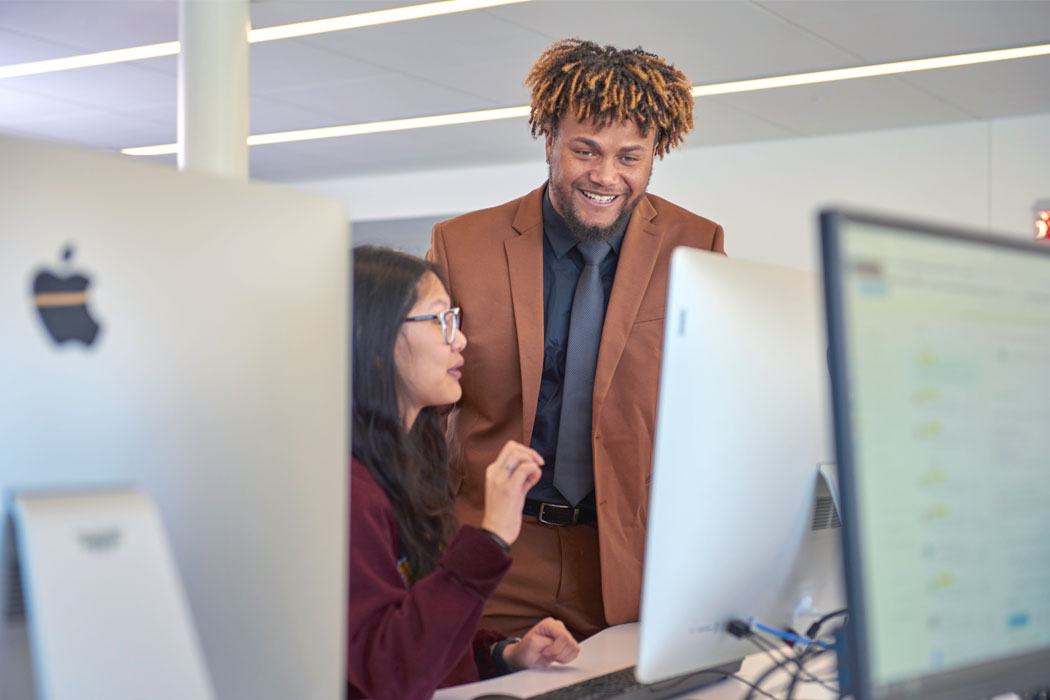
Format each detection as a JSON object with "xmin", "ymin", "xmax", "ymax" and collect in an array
[{"xmin": 348, "ymin": 246, "xmax": 579, "ymax": 700}]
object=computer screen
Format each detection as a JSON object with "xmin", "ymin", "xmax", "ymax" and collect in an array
[
  {"xmin": 637, "ymin": 247, "xmax": 842, "ymax": 684},
  {"xmin": 821, "ymin": 209, "xmax": 1050, "ymax": 700},
  {"xmin": 0, "ymin": 135, "xmax": 349, "ymax": 700}
]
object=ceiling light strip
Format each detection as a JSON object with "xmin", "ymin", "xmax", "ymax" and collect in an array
[
  {"xmin": 0, "ymin": 42, "xmax": 179, "ymax": 79},
  {"xmin": 122, "ymin": 105, "xmax": 532, "ymax": 156},
  {"xmin": 249, "ymin": 0, "xmax": 531, "ymax": 43},
  {"xmin": 0, "ymin": 0, "xmax": 531, "ymax": 79},
  {"xmin": 691, "ymin": 43, "xmax": 1050, "ymax": 97},
  {"xmin": 122, "ymin": 41, "xmax": 1050, "ymax": 156}
]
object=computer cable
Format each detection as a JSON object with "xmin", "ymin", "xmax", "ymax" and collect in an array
[
  {"xmin": 745, "ymin": 634, "xmax": 794, "ymax": 670},
  {"xmin": 751, "ymin": 620, "xmax": 834, "ymax": 649},
  {"xmin": 728, "ymin": 619, "xmax": 838, "ymax": 700},
  {"xmin": 741, "ymin": 654, "xmax": 801, "ymax": 700},
  {"xmin": 804, "ymin": 608, "xmax": 847, "ymax": 640},
  {"xmin": 785, "ymin": 648, "xmax": 838, "ymax": 698},
  {"xmin": 741, "ymin": 646, "xmax": 836, "ymax": 700},
  {"xmin": 744, "ymin": 633, "xmax": 832, "ymax": 690},
  {"xmin": 724, "ymin": 672, "xmax": 783, "ymax": 700},
  {"xmin": 785, "ymin": 646, "xmax": 835, "ymax": 700},
  {"xmin": 728, "ymin": 619, "xmax": 807, "ymax": 675},
  {"xmin": 742, "ymin": 620, "xmax": 838, "ymax": 689}
]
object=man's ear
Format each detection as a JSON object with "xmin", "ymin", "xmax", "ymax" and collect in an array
[{"xmin": 544, "ymin": 130, "xmax": 554, "ymax": 163}]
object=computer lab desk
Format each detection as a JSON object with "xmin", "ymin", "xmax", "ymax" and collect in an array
[{"xmin": 432, "ymin": 622, "xmax": 839, "ymax": 700}]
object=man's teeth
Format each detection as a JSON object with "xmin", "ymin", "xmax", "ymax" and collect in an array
[{"xmin": 582, "ymin": 191, "xmax": 616, "ymax": 203}]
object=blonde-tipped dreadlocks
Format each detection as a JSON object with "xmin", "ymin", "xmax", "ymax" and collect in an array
[{"xmin": 525, "ymin": 38, "xmax": 694, "ymax": 158}]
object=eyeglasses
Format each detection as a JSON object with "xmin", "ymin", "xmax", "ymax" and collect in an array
[{"xmin": 403, "ymin": 306, "xmax": 461, "ymax": 345}]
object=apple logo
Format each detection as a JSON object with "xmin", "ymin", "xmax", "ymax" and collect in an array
[{"xmin": 31, "ymin": 244, "xmax": 102, "ymax": 346}]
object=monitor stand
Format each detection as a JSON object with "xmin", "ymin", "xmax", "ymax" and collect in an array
[{"xmin": 10, "ymin": 488, "xmax": 214, "ymax": 700}]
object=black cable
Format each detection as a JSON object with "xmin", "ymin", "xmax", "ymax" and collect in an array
[
  {"xmin": 750, "ymin": 627, "xmax": 835, "ymax": 689},
  {"xmin": 805, "ymin": 608, "xmax": 848, "ymax": 639},
  {"xmin": 729, "ymin": 616, "xmax": 840, "ymax": 699},
  {"xmin": 743, "ymin": 653, "xmax": 800, "ymax": 700},
  {"xmin": 726, "ymin": 672, "xmax": 783, "ymax": 700},
  {"xmin": 789, "ymin": 647, "xmax": 837, "ymax": 696},
  {"xmin": 748, "ymin": 644, "xmax": 838, "ymax": 700},
  {"xmin": 747, "ymin": 634, "xmax": 793, "ymax": 669},
  {"xmin": 786, "ymin": 650, "xmax": 809, "ymax": 700}
]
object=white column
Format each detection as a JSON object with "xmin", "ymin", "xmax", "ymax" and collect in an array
[{"xmin": 177, "ymin": 0, "xmax": 250, "ymax": 178}]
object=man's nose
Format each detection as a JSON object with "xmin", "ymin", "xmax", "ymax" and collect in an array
[{"xmin": 589, "ymin": 157, "xmax": 618, "ymax": 187}]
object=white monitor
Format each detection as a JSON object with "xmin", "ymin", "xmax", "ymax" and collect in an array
[
  {"xmin": 821, "ymin": 209, "xmax": 1050, "ymax": 700},
  {"xmin": 0, "ymin": 135, "xmax": 348, "ymax": 700},
  {"xmin": 637, "ymin": 247, "xmax": 842, "ymax": 684}
]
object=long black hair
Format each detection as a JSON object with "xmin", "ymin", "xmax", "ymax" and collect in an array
[{"xmin": 351, "ymin": 245, "xmax": 457, "ymax": 581}]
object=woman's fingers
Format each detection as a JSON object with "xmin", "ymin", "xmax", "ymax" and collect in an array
[
  {"xmin": 511, "ymin": 461, "xmax": 542, "ymax": 491},
  {"xmin": 543, "ymin": 628, "xmax": 579, "ymax": 663},
  {"xmin": 495, "ymin": 440, "xmax": 544, "ymax": 470}
]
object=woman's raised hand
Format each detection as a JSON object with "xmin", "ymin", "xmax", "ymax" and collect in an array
[{"xmin": 480, "ymin": 440, "xmax": 543, "ymax": 545}]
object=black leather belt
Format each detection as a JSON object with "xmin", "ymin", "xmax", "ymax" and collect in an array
[{"xmin": 523, "ymin": 499, "xmax": 597, "ymax": 526}]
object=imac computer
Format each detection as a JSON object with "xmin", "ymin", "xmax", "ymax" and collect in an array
[
  {"xmin": 821, "ymin": 209, "xmax": 1050, "ymax": 700},
  {"xmin": 637, "ymin": 247, "xmax": 842, "ymax": 684},
  {"xmin": 0, "ymin": 135, "xmax": 348, "ymax": 700}
]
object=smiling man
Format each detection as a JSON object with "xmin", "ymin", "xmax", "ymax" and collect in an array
[{"xmin": 428, "ymin": 39, "xmax": 725, "ymax": 641}]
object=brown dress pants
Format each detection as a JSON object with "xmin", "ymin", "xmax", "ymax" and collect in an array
[{"xmin": 481, "ymin": 515, "xmax": 607, "ymax": 642}]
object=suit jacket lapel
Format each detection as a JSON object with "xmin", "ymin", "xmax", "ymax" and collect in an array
[
  {"xmin": 594, "ymin": 195, "xmax": 662, "ymax": 421},
  {"xmin": 505, "ymin": 185, "xmax": 546, "ymax": 443}
]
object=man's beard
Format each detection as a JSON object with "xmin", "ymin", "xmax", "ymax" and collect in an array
[{"xmin": 549, "ymin": 167, "xmax": 648, "ymax": 243}]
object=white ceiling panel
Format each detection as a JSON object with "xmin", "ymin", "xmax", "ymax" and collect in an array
[
  {"xmin": 0, "ymin": 0, "xmax": 1047, "ymax": 182},
  {"xmin": 248, "ymin": 139, "xmax": 362, "ymax": 181},
  {"xmin": 392, "ymin": 53, "xmax": 538, "ymax": 109},
  {"xmin": 898, "ymin": 55, "xmax": 1050, "ymax": 119},
  {"xmin": 258, "ymin": 71, "xmax": 502, "ymax": 124},
  {"xmin": 248, "ymin": 128, "xmax": 497, "ymax": 180},
  {"xmin": 116, "ymin": 102, "xmax": 176, "ymax": 134},
  {"xmin": 690, "ymin": 96, "xmax": 801, "ymax": 145},
  {"xmin": 485, "ymin": 1, "xmax": 861, "ymax": 83},
  {"xmin": 714, "ymin": 74, "xmax": 974, "ymax": 136},
  {"xmin": 250, "ymin": 36, "xmax": 390, "ymax": 94},
  {"xmin": 296, "ymin": 9, "xmax": 545, "ymax": 76},
  {"xmin": 0, "ymin": 83, "xmax": 98, "ymax": 122},
  {"xmin": 248, "ymin": 0, "xmax": 426, "ymax": 29},
  {"xmin": 756, "ymin": 0, "xmax": 1050, "ymax": 62},
  {"xmin": 3, "ymin": 108, "xmax": 173, "ymax": 148},
  {"xmin": 400, "ymin": 115, "xmax": 539, "ymax": 159},
  {"xmin": 248, "ymin": 94, "xmax": 351, "ymax": 134},
  {"xmin": 0, "ymin": 0, "xmax": 178, "ymax": 55},
  {"xmin": 0, "ymin": 26, "xmax": 82, "ymax": 64},
  {"xmin": 114, "ymin": 93, "xmax": 357, "ymax": 146},
  {"xmin": 4, "ymin": 59, "xmax": 176, "ymax": 110}
]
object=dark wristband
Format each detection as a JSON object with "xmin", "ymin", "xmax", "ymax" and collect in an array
[
  {"xmin": 480, "ymin": 527, "xmax": 511, "ymax": 552},
  {"xmin": 491, "ymin": 636, "xmax": 523, "ymax": 675}
]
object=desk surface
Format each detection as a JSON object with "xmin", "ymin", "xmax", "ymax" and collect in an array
[{"xmin": 432, "ymin": 623, "xmax": 838, "ymax": 700}]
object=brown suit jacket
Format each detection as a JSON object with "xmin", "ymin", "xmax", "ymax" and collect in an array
[{"xmin": 428, "ymin": 183, "xmax": 724, "ymax": 624}]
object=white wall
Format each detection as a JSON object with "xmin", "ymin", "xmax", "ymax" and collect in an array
[{"xmin": 296, "ymin": 112, "xmax": 1050, "ymax": 270}]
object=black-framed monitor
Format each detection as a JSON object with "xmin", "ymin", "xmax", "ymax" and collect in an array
[{"xmin": 821, "ymin": 209, "xmax": 1050, "ymax": 700}]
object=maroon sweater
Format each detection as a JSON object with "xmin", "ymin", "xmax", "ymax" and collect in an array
[{"xmin": 347, "ymin": 458, "xmax": 512, "ymax": 700}]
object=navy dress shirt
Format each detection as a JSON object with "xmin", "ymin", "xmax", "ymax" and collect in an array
[{"xmin": 527, "ymin": 187, "xmax": 626, "ymax": 507}]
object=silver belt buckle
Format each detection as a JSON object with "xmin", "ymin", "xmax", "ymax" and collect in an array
[{"xmin": 537, "ymin": 502, "xmax": 578, "ymax": 526}]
